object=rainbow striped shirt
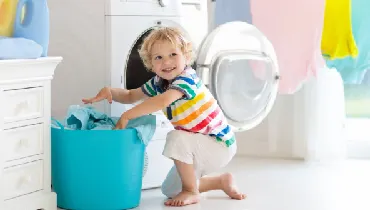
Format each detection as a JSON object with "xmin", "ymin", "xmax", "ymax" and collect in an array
[{"xmin": 141, "ymin": 68, "xmax": 235, "ymax": 147}]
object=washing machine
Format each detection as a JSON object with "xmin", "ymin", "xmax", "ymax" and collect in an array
[
  {"xmin": 105, "ymin": 0, "xmax": 209, "ymax": 190},
  {"xmin": 105, "ymin": 0, "xmax": 280, "ymax": 189}
]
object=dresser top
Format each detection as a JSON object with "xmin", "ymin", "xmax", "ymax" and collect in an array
[
  {"xmin": 0, "ymin": 57, "xmax": 63, "ymax": 65},
  {"xmin": 0, "ymin": 57, "xmax": 63, "ymax": 84}
]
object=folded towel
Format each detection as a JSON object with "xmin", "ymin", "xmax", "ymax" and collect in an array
[
  {"xmin": 0, "ymin": 36, "xmax": 43, "ymax": 59},
  {"xmin": 51, "ymin": 105, "xmax": 156, "ymax": 146}
]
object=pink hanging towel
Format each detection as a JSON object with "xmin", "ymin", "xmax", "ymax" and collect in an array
[{"xmin": 250, "ymin": 0, "xmax": 326, "ymax": 94}]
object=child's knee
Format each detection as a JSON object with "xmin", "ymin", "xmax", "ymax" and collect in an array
[
  {"xmin": 161, "ymin": 183, "xmax": 169, "ymax": 198},
  {"xmin": 161, "ymin": 166, "xmax": 182, "ymax": 198},
  {"xmin": 161, "ymin": 183, "xmax": 175, "ymax": 198},
  {"xmin": 161, "ymin": 177, "xmax": 181, "ymax": 198}
]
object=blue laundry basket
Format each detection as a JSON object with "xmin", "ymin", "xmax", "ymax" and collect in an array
[{"xmin": 51, "ymin": 120, "xmax": 145, "ymax": 210}]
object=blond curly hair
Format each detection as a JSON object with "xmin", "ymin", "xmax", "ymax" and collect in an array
[{"xmin": 138, "ymin": 27, "xmax": 195, "ymax": 70}]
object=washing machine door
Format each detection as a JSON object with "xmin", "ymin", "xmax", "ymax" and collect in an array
[{"xmin": 196, "ymin": 21, "xmax": 280, "ymax": 132}]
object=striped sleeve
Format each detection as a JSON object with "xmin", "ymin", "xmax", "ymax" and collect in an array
[
  {"xmin": 141, "ymin": 77, "xmax": 158, "ymax": 97},
  {"xmin": 169, "ymin": 75, "xmax": 199, "ymax": 100}
]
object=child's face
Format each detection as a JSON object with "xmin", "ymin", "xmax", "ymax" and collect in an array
[{"xmin": 150, "ymin": 40, "xmax": 188, "ymax": 80}]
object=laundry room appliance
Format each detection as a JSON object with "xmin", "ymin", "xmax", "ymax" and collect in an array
[
  {"xmin": 104, "ymin": 0, "xmax": 210, "ymax": 190},
  {"xmin": 105, "ymin": 0, "xmax": 279, "ymax": 189}
]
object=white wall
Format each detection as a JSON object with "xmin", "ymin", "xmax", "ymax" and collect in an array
[
  {"xmin": 235, "ymin": 91, "xmax": 300, "ymax": 158},
  {"xmin": 48, "ymin": 0, "xmax": 106, "ymax": 119}
]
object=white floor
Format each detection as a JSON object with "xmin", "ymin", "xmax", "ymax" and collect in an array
[{"xmin": 58, "ymin": 157, "xmax": 370, "ymax": 210}]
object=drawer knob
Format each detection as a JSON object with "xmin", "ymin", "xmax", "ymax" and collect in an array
[
  {"xmin": 17, "ymin": 175, "xmax": 32, "ymax": 189},
  {"xmin": 14, "ymin": 100, "xmax": 30, "ymax": 116},
  {"xmin": 17, "ymin": 138, "xmax": 29, "ymax": 150}
]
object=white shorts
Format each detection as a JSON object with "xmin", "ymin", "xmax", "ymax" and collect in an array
[{"xmin": 161, "ymin": 130, "xmax": 237, "ymax": 198}]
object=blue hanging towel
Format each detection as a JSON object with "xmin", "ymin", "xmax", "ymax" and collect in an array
[
  {"xmin": 325, "ymin": 0, "xmax": 370, "ymax": 84},
  {"xmin": 214, "ymin": 0, "xmax": 252, "ymax": 26}
]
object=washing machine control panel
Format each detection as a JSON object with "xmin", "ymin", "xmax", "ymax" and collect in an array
[
  {"xmin": 158, "ymin": 0, "xmax": 169, "ymax": 7},
  {"xmin": 106, "ymin": 0, "xmax": 181, "ymax": 16}
]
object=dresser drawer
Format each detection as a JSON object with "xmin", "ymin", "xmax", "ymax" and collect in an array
[
  {"xmin": 3, "ymin": 87, "xmax": 44, "ymax": 123},
  {"xmin": 2, "ymin": 160, "xmax": 44, "ymax": 200},
  {"xmin": 3, "ymin": 124, "xmax": 44, "ymax": 162}
]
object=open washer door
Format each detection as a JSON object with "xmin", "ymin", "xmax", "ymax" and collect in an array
[{"xmin": 196, "ymin": 21, "xmax": 280, "ymax": 132}]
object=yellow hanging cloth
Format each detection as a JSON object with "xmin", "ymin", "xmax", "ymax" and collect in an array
[{"xmin": 321, "ymin": 0, "xmax": 358, "ymax": 60}]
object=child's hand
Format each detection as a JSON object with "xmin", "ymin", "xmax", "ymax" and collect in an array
[
  {"xmin": 114, "ymin": 116, "xmax": 129, "ymax": 130},
  {"xmin": 82, "ymin": 87, "xmax": 113, "ymax": 104}
]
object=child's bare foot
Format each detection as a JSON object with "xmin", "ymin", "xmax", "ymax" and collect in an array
[
  {"xmin": 221, "ymin": 173, "xmax": 247, "ymax": 200},
  {"xmin": 164, "ymin": 190, "xmax": 200, "ymax": 207}
]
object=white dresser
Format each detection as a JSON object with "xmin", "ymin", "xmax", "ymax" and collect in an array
[{"xmin": 0, "ymin": 57, "xmax": 63, "ymax": 210}]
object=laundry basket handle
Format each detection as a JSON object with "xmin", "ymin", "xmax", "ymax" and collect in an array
[{"xmin": 51, "ymin": 117, "xmax": 65, "ymax": 130}]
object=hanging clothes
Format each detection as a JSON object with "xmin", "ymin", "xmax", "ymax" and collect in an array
[
  {"xmin": 214, "ymin": 0, "xmax": 252, "ymax": 26},
  {"xmin": 325, "ymin": 0, "xmax": 370, "ymax": 84},
  {"xmin": 361, "ymin": 70, "xmax": 370, "ymax": 85},
  {"xmin": 321, "ymin": 0, "xmax": 358, "ymax": 60},
  {"xmin": 250, "ymin": 0, "xmax": 326, "ymax": 94}
]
